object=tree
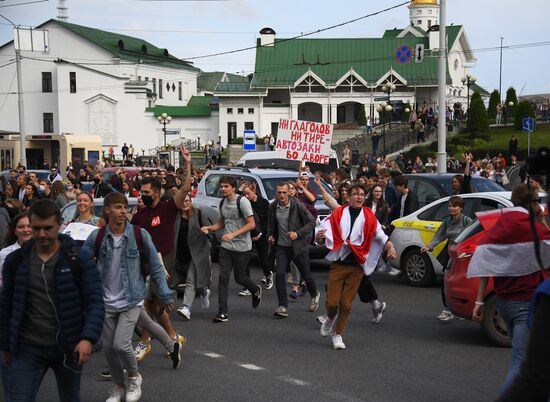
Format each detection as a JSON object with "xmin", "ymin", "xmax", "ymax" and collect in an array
[
  {"xmin": 468, "ymin": 91, "xmax": 489, "ymax": 133},
  {"xmin": 513, "ymin": 100, "xmax": 535, "ymax": 130},
  {"xmin": 504, "ymin": 87, "xmax": 518, "ymax": 124},
  {"xmin": 358, "ymin": 104, "xmax": 367, "ymax": 126},
  {"xmin": 487, "ymin": 89, "xmax": 500, "ymax": 119}
]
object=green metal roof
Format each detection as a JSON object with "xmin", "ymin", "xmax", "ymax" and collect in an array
[
  {"xmin": 43, "ymin": 19, "xmax": 199, "ymax": 71},
  {"xmin": 145, "ymin": 96, "xmax": 216, "ymax": 117},
  {"xmin": 250, "ymin": 26, "xmax": 463, "ymax": 88},
  {"xmin": 470, "ymin": 83, "xmax": 490, "ymax": 96},
  {"xmin": 198, "ymin": 72, "xmax": 249, "ymax": 92},
  {"xmin": 216, "ymin": 81, "xmax": 264, "ymax": 93}
]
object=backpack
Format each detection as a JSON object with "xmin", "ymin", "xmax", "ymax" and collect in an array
[
  {"xmin": 219, "ymin": 195, "xmax": 261, "ymax": 237},
  {"xmin": 444, "ymin": 215, "xmax": 469, "ymax": 228},
  {"xmin": 93, "ymin": 225, "xmax": 149, "ymax": 279}
]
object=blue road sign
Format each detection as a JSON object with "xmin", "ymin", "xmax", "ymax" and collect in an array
[
  {"xmin": 522, "ymin": 117, "xmax": 534, "ymax": 133},
  {"xmin": 395, "ymin": 44, "xmax": 412, "ymax": 64},
  {"xmin": 243, "ymin": 130, "xmax": 256, "ymax": 151}
]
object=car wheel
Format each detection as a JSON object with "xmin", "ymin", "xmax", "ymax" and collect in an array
[
  {"xmin": 481, "ymin": 295, "xmax": 511, "ymax": 347},
  {"xmin": 403, "ymin": 248, "xmax": 435, "ymax": 287}
]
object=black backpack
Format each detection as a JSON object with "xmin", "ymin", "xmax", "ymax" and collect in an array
[{"xmin": 219, "ymin": 195, "xmax": 261, "ymax": 237}]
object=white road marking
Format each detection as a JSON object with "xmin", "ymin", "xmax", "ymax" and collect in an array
[
  {"xmin": 202, "ymin": 352, "xmax": 224, "ymax": 358},
  {"xmin": 277, "ymin": 376, "xmax": 311, "ymax": 386},
  {"xmin": 238, "ymin": 364, "xmax": 264, "ymax": 371}
]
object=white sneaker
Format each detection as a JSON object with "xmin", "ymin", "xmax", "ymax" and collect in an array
[
  {"xmin": 106, "ymin": 386, "xmax": 125, "ymax": 402},
  {"xmin": 200, "ymin": 289, "xmax": 211, "ymax": 310},
  {"xmin": 331, "ymin": 334, "xmax": 346, "ymax": 350},
  {"xmin": 125, "ymin": 374, "xmax": 142, "ymax": 402},
  {"xmin": 177, "ymin": 305, "xmax": 191, "ymax": 320},
  {"xmin": 320, "ymin": 317, "xmax": 335, "ymax": 337},
  {"xmin": 134, "ymin": 342, "xmax": 151, "ymax": 362},
  {"xmin": 437, "ymin": 309, "xmax": 454, "ymax": 322},
  {"xmin": 388, "ymin": 268, "xmax": 401, "ymax": 276},
  {"xmin": 238, "ymin": 289, "xmax": 251, "ymax": 296},
  {"xmin": 316, "ymin": 314, "xmax": 328, "ymax": 325}
]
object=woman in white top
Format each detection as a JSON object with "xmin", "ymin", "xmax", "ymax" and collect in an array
[{"xmin": 0, "ymin": 212, "xmax": 32, "ymax": 290}]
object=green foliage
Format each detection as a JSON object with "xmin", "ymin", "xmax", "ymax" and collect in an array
[
  {"xmin": 404, "ymin": 145, "xmax": 432, "ymax": 161},
  {"xmin": 468, "ymin": 92, "xmax": 489, "ymax": 133},
  {"xmin": 449, "ymin": 136, "xmax": 475, "ymax": 146},
  {"xmin": 513, "ymin": 100, "xmax": 536, "ymax": 130},
  {"xmin": 473, "ymin": 138, "xmax": 487, "ymax": 146},
  {"xmin": 505, "ymin": 87, "xmax": 518, "ymax": 118},
  {"xmin": 455, "ymin": 145, "xmax": 471, "ymax": 155},
  {"xmin": 358, "ymin": 104, "xmax": 367, "ymax": 126},
  {"xmin": 487, "ymin": 90, "xmax": 500, "ymax": 119},
  {"xmin": 467, "ymin": 132, "xmax": 492, "ymax": 142}
]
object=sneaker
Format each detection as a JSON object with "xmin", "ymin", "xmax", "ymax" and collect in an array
[
  {"xmin": 289, "ymin": 289, "xmax": 298, "ymax": 300},
  {"xmin": 260, "ymin": 276, "xmax": 267, "ymax": 286},
  {"xmin": 134, "ymin": 341, "xmax": 151, "ymax": 362},
  {"xmin": 170, "ymin": 341, "xmax": 181, "ymax": 369},
  {"xmin": 309, "ymin": 291, "xmax": 321, "ymax": 312},
  {"xmin": 252, "ymin": 286, "xmax": 262, "ymax": 308},
  {"xmin": 320, "ymin": 317, "xmax": 335, "ymax": 337},
  {"xmin": 238, "ymin": 289, "xmax": 251, "ymax": 297},
  {"xmin": 125, "ymin": 374, "xmax": 142, "ymax": 402},
  {"xmin": 100, "ymin": 368, "xmax": 111, "ymax": 379},
  {"xmin": 331, "ymin": 334, "xmax": 346, "ymax": 350},
  {"xmin": 177, "ymin": 305, "xmax": 191, "ymax": 321},
  {"xmin": 372, "ymin": 302, "xmax": 387, "ymax": 324},
  {"xmin": 273, "ymin": 306, "xmax": 288, "ymax": 318},
  {"xmin": 213, "ymin": 312, "xmax": 228, "ymax": 323},
  {"xmin": 388, "ymin": 268, "xmax": 401, "ymax": 276},
  {"xmin": 316, "ymin": 314, "xmax": 328, "ymax": 325},
  {"xmin": 200, "ymin": 289, "xmax": 211, "ymax": 310},
  {"xmin": 437, "ymin": 309, "xmax": 454, "ymax": 322},
  {"xmin": 106, "ymin": 385, "xmax": 125, "ymax": 402},
  {"xmin": 265, "ymin": 272, "xmax": 274, "ymax": 290}
]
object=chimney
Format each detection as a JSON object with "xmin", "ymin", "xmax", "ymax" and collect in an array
[
  {"xmin": 259, "ymin": 27, "xmax": 276, "ymax": 47},
  {"xmin": 428, "ymin": 24, "xmax": 439, "ymax": 50}
]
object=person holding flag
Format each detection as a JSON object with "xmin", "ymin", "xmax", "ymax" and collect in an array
[
  {"xmin": 316, "ymin": 184, "xmax": 396, "ymax": 350},
  {"xmin": 469, "ymin": 184, "xmax": 550, "ymax": 395}
]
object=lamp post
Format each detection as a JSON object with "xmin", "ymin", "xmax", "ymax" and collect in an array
[
  {"xmin": 376, "ymin": 104, "xmax": 392, "ymax": 155},
  {"xmin": 381, "ymin": 83, "xmax": 396, "ymax": 129},
  {"xmin": 461, "ymin": 74, "xmax": 476, "ymax": 130},
  {"xmin": 505, "ymin": 101, "xmax": 514, "ymax": 125},
  {"xmin": 157, "ymin": 112, "xmax": 172, "ymax": 147},
  {"xmin": 197, "ymin": 134, "xmax": 201, "ymax": 150}
]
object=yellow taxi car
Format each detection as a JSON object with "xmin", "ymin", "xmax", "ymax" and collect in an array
[{"xmin": 388, "ymin": 192, "xmax": 514, "ymax": 287}]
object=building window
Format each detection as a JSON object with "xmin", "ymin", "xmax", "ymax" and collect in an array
[
  {"xmin": 227, "ymin": 108, "xmax": 233, "ymax": 114},
  {"xmin": 244, "ymin": 122, "xmax": 254, "ymax": 130},
  {"xmin": 248, "ymin": 108, "xmax": 254, "ymax": 114},
  {"xmin": 42, "ymin": 72, "xmax": 52, "ymax": 93},
  {"xmin": 138, "ymin": 75, "xmax": 141, "ymax": 81},
  {"xmin": 238, "ymin": 108, "xmax": 244, "ymax": 114},
  {"xmin": 159, "ymin": 79, "xmax": 163, "ymax": 99},
  {"xmin": 153, "ymin": 78, "xmax": 157, "ymax": 95},
  {"xmin": 43, "ymin": 113, "xmax": 54, "ymax": 133},
  {"xmin": 427, "ymin": 20, "xmax": 432, "ymax": 28},
  {"xmin": 178, "ymin": 82, "xmax": 182, "ymax": 101},
  {"xmin": 416, "ymin": 9, "xmax": 421, "ymax": 14},
  {"xmin": 454, "ymin": 59, "xmax": 459, "ymax": 71},
  {"xmin": 145, "ymin": 77, "xmax": 149, "ymax": 82},
  {"xmin": 69, "ymin": 72, "xmax": 77, "ymax": 93},
  {"xmin": 417, "ymin": 20, "xmax": 422, "ymax": 26},
  {"xmin": 428, "ymin": 9, "xmax": 433, "ymax": 14}
]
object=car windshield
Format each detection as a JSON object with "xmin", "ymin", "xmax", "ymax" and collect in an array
[
  {"xmin": 260, "ymin": 177, "xmax": 332, "ymax": 200},
  {"xmin": 472, "ymin": 179, "xmax": 506, "ymax": 193},
  {"xmin": 451, "ymin": 219, "xmax": 483, "ymax": 245}
]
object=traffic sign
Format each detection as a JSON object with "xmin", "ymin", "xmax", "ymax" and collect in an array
[
  {"xmin": 522, "ymin": 117, "xmax": 534, "ymax": 133},
  {"xmin": 374, "ymin": 96, "xmax": 390, "ymax": 102},
  {"xmin": 395, "ymin": 44, "xmax": 412, "ymax": 64},
  {"xmin": 415, "ymin": 44, "xmax": 425, "ymax": 64},
  {"xmin": 243, "ymin": 130, "xmax": 256, "ymax": 151},
  {"xmin": 165, "ymin": 130, "xmax": 180, "ymax": 135}
]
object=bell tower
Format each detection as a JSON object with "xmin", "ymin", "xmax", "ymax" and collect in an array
[{"xmin": 408, "ymin": 0, "xmax": 438, "ymax": 32}]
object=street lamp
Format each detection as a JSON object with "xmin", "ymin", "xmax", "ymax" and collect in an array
[
  {"xmin": 461, "ymin": 74, "xmax": 477, "ymax": 130},
  {"xmin": 157, "ymin": 112, "xmax": 172, "ymax": 147},
  {"xmin": 381, "ymin": 83, "xmax": 396, "ymax": 129},
  {"xmin": 197, "ymin": 134, "xmax": 201, "ymax": 149},
  {"xmin": 505, "ymin": 101, "xmax": 514, "ymax": 125}
]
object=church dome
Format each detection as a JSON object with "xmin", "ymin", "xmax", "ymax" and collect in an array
[{"xmin": 411, "ymin": 0, "xmax": 438, "ymax": 5}]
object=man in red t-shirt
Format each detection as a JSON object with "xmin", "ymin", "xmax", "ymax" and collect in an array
[{"xmin": 131, "ymin": 145, "xmax": 192, "ymax": 361}]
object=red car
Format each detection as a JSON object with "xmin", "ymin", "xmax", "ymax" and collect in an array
[{"xmin": 445, "ymin": 208, "xmax": 549, "ymax": 347}]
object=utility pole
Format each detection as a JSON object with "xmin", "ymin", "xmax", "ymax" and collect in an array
[
  {"xmin": 499, "ymin": 37, "xmax": 503, "ymax": 103},
  {"xmin": 436, "ymin": 0, "xmax": 447, "ymax": 173},
  {"xmin": 0, "ymin": 15, "xmax": 26, "ymax": 168}
]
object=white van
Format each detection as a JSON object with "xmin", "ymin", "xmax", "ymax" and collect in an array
[{"xmin": 236, "ymin": 150, "xmax": 339, "ymax": 174}]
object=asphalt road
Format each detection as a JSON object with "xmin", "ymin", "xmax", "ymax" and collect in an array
[{"xmin": 5, "ymin": 258, "xmax": 509, "ymax": 402}]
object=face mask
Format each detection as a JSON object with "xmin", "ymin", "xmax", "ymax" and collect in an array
[
  {"xmin": 93, "ymin": 178, "xmax": 100, "ymax": 184},
  {"xmin": 141, "ymin": 195, "xmax": 154, "ymax": 207},
  {"xmin": 39, "ymin": 185, "xmax": 46, "ymax": 191}
]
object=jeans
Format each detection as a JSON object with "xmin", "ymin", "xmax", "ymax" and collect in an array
[
  {"xmin": 217, "ymin": 248, "xmax": 257, "ymax": 314},
  {"xmin": 274, "ymin": 246, "xmax": 317, "ymax": 307},
  {"xmin": 103, "ymin": 306, "xmax": 141, "ymax": 386},
  {"xmin": 496, "ymin": 298, "xmax": 531, "ymax": 394},
  {"xmin": 1, "ymin": 343, "xmax": 81, "ymax": 402}
]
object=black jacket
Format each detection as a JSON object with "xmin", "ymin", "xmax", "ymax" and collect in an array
[
  {"xmin": 394, "ymin": 189, "xmax": 419, "ymax": 220},
  {"xmin": 267, "ymin": 197, "xmax": 315, "ymax": 256}
]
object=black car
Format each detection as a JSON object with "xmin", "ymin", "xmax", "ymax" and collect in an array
[{"xmin": 405, "ymin": 173, "xmax": 506, "ymax": 209}]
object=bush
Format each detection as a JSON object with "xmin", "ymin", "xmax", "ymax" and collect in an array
[
  {"xmin": 474, "ymin": 138, "xmax": 487, "ymax": 146},
  {"xmin": 513, "ymin": 100, "xmax": 535, "ymax": 130},
  {"xmin": 467, "ymin": 132, "xmax": 492, "ymax": 142},
  {"xmin": 487, "ymin": 89, "xmax": 500, "ymax": 119},
  {"xmin": 505, "ymin": 87, "xmax": 518, "ymax": 122},
  {"xmin": 358, "ymin": 104, "xmax": 366, "ymax": 126},
  {"xmin": 404, "ymin": 145, "xmax": 433, "ymax": 161},
  {"xmin": 449, "ymin": 136, "xmax": 475, "ymax": 146},
  {"xmin": 468, "ymin": 92, "xmax": 489, "ymax": 133}
]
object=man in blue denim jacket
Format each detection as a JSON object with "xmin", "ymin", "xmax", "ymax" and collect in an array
[{"xmin": 83, "ymin": 192, "xmax": 174, "ymax": 402}]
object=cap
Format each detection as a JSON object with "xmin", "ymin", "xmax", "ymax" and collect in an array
[{"xmin": 300, "ymin": 172, "xmax": 309, "ymax": 177}]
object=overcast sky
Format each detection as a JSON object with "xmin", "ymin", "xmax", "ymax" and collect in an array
[{"xmin": 1, "ymin": 0, "xmax": 548, "ymax": 96}]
